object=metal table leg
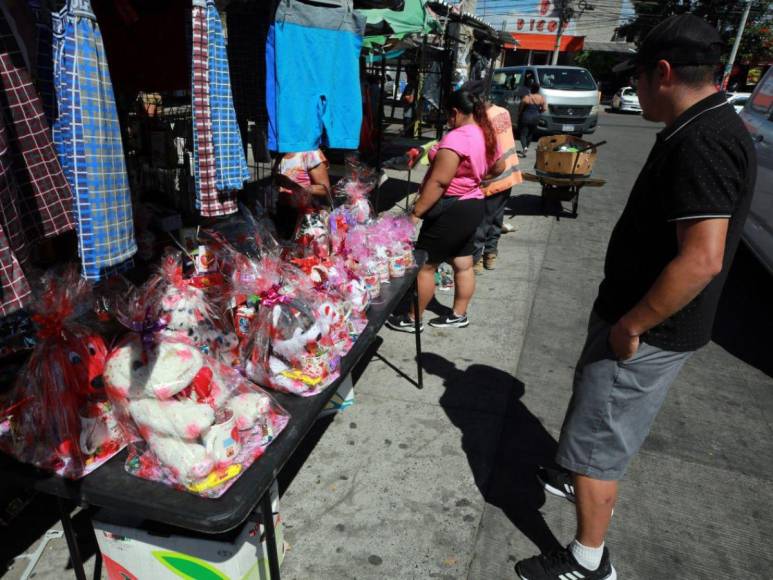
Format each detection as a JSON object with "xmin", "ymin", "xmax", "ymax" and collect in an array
[
  {"xmin": 261, "ymin": 488, "xmax": 281, "ymax": 580},
  {"xmin": 92, "ymin": 550, "xmax": 102, "ymax": 580},
  {"xmin": 412, "ymin": 278, "xmax": 423, "ymax": 389},
  {"xmin": 57, "ymin": 499, "xmax": 87, "ymax": 580},
  {"xmin": 404, "ymin": 166, "xmax": 412, "ymax": 210}
]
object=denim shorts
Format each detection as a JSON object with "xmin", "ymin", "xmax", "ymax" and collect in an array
[{"xmin": 555, "ymin": 311, "xmax": 693, "ymax": 480}]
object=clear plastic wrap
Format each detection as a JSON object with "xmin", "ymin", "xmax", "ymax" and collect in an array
[
  {"xmin": 230, "ymin": 257, "xmax": 346, "ymax": 397},
  {"xmin": 293, "ymin": 209, "xmax": 331, "ymax": 259},
  {"xmin": 333, "ymin": 158, "xmax": 377, "ymax": 224},
  {"xmin": 152, "ymin": 250, "xmax": 240, "ymax": 366},
  {"xmin": 0, "ymin": 268, "xmax": 125, "ymax": 478},
  {"xmin": 204, "ymin": 204, "xmax": 280, "ymax": 262},
  {"xmin": 104, "ymin": 289, "xmax": 290, "ymax": 497}
]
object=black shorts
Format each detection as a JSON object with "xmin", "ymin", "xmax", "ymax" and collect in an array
[{"xmin": 416, "ymin": 197, "xmax": 484, "ymax": 264}]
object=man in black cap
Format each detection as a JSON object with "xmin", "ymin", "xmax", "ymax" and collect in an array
[{"xmin": 515, "ymin": 14, "xmax": 756, "ymax": 580}]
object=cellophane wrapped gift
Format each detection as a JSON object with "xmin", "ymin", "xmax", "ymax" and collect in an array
[
  {"xmin": 345, "ymin": 225, "xmax": 384, "ymax": 299},
  {"xmin": 378, "ymin": 215, "xmax": 416, "ymax": 276},
  {"xmin": 334, "ymin": 158, "xmax": 377, "ymax": 224},
  {"xmin": 103, "ymin": 287, "xmax": 290, "ymax": 498},
  {"xmin": 204, "ymin": 204, "xmax": 280, "ymax": 261},
  {"xmin": 290, "ymin": 255, "xmax": 369, "ymax": 339},
  {"xmin": 0, "ymin": 268, "xmax": 125, "ymax": 478},
  {"xmin": 232, "ymin": 255, "xmax": 347, "ymax": 397},
  {"xmin": 293, "ymin": 209, "xmax": 331, "ymax": 259},
  {"xmin": 151, "ymin": 249, "xmax": 240, "ymax": 366}
]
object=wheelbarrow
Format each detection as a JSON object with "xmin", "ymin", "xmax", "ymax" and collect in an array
[{"xmin": 523, "ymin": 136, "xmax": 607, "ymax": 218}]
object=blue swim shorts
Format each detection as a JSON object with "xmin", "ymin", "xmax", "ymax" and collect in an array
[{"xmin": 267, "ymin": 0, "xmax": 365, "ymax": 152}]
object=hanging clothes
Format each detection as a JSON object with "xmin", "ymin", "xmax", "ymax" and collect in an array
[
  {"xmin": 25, "ymin": 0, "xmax": 57, "ymax": 125},
  {"xmin": 267, "ymin": 0, "xmax": 365, "ymax": 152},
  {"xmin": 190, "ymin": 0, "xmax": 248, "ymax": 218},
  {"xmin": 0, "ymin": 9, "xmax": 74, "ymax": 316},
  {"xmin": 226, "ymin": 0, "xmax": 273, "ymax": 164},
  {"xmin": 206, "ymin": 1, "xmax": 249, "ymax": 192},
  {"xmin": 52, "ymin": 0, "xmax": 136, "ymax": 281}
]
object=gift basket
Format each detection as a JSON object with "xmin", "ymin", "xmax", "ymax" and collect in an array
[
  {"xmin": 293, "ymin": 208, "xmax": 331, "ymax": 259},
  {"xmin": 333, "ymin": 157, "xmax": 378, "ymax": 224},
  {"xmin": 103, "ymin": 284, "xmax": 289, "ymax": 497},
  {"xmin": 227, "ymin": 253, "xmax": 347, "ymax": 397},
  {"xmin": 0, "ymin": 269, "xmax": 126, "ymax": 478}
]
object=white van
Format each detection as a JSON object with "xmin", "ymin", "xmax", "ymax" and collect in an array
[{"xmin": 489, "ymin": 65, "xmax": 600, "ymax": 135}]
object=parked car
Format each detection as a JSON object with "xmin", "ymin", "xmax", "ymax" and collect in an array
[
  {"xmin": 727, "ymin": 92, "xmax": 751, "ymax": 114},
  {"xmin": 488, "ymin": 65, "xmax": 600, "ymax": 136},
  {"xmin": 739, "ymin": 68, "xmax": 773, "ymax": 274},
  {"xmin": 611, "ymin": 86, "xmax": 641, "ymax": 113}
]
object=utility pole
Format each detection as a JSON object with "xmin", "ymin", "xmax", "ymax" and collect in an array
[
  {"xmin": 551, "ymin": 0, "xmax": 583, "ymax": 65},
  {"xmin": 722, "ymin": 0, "xmax": 753, "ymax": 90}
]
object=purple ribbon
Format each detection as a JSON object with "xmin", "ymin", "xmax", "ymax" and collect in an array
[
  {"xmin": 129, "ymin": 307, "xmax": 168, "ymax": 356},
  {"xmin": 260, "ymin": 286, "xmax": 291, "ymax": 308}
]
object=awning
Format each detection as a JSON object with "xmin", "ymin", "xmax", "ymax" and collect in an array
[
  {"xmin": 511, "ymin": 33, "xmax": 584, "ymax": 52},
  {"xmin": 360, "ymin": 0, "xmax": 438, "ymax": 48}
]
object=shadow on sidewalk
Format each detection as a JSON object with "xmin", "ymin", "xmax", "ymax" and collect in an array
[
  {"xmin": 421, "ymin": 352, "xmax": 563, "ymax": 554},
  {"xmin": 507, "ymin": 193, "xmax": 575, "ymax": 220}
]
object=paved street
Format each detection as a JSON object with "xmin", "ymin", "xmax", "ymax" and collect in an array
[{"xmin": 3, "ymin": 109, "xmax": 772, "ymax": 579}]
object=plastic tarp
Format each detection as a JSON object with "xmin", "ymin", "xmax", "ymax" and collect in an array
[{"xmin": 360, "ymin": 0, "xmax": 437, "ymax": 48}]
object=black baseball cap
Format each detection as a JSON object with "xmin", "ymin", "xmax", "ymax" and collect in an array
[{"xmin": 613, "ymin": 14, "xmax": 723, "ymax": 73}]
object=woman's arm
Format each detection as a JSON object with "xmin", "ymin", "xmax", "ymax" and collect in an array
[
  {"xmin": 411, "ymin": 149, "xmax": 461, "ymax": 219},
  {"xmin": 307, "ymin": 162, "xmax": 331, "ymax": 197},
  {"xmin": 484, "ymin": 156, "xmax": 506, "ymax": 181}
]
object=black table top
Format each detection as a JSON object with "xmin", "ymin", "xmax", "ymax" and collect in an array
[{"xmin": 0, "ymin": 252, "xmax": 424, "ymax": 534}]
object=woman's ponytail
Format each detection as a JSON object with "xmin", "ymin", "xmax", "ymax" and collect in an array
[{"xmin": 472, "ymin": 95, "xmax": 497, "ymax": 164}]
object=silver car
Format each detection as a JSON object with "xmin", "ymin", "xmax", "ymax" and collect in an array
[{"xmin": 739, "ymin": 68, "xmax": 773, "ymax": 273}]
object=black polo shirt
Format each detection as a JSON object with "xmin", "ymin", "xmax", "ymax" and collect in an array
[{"xmin": 594, "ymin": 92, "xmax": 757, "ymax": 352}]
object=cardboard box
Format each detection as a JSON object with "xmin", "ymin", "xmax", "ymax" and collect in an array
[{"xmin": 93, "ymin": 482, "xmax": 284, "ymax": 580}]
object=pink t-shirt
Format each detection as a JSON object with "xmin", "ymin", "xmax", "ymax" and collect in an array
[{"xmin": 428, "ymin": 124, "xmax": 499, "ymax": 201}]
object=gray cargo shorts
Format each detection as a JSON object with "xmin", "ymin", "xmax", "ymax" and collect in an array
[{"xmin": 556, "ymin": 311, "xmax": 693, "ymax": 480}]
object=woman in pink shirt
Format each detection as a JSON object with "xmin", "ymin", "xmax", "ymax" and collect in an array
[{"xmin": 387, "ymin": 88, "xmax": 505, "ymax": 332}]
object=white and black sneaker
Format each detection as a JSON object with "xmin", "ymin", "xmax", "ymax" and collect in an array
[
  {"xmin": 385, "ymin": 313, "xmax": 423, "ymax": 333},
  {"xmin": 428, "ymin": 313, "xmax": 469, "ymax": 328},
  {"xmin": 515, "ymin": 546, "xmax": 617, "ymax": 580},
  {"xmin": 537, "ymin": 466, "xmax": 575, "ymax": 503}
]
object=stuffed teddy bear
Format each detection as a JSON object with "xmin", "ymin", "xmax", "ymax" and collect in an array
[{"xmin": 104, "ymin": 336, "xmax": 287, "ymax": 496}]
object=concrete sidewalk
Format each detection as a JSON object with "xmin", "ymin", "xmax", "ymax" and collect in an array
[{"xmin": 278, "ymin": 171, "xmax": 554, "ymax": 579}]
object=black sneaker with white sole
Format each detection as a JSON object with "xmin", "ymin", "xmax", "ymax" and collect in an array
[
  {"xmin": 428, "ymin": 313, "xmax": 469, "ymax": 328},
  {"xmin": 385, "ymin": 313, "xmax": 423, "ymax": 333},
  {"xmin": 515, "ymin": 546, "xmax": 617, "ymax": 580},
  {"xmin": 537, "ymin": 466, "xmax": 575, "ymax": 503}
]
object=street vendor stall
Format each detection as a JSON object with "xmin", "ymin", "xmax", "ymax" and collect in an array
[
  {"xmin": 0, "ymin": 0, "xmax": 429, "ymax": 578},
  {"xmin": 0, "ymin": 253, "xmax": 425, "ymax": 580}
]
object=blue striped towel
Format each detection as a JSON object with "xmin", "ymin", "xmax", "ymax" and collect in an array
[
  {"xmin": 52, "ymin": 0, "xmax": 136, "ymax": 280},
  {"xmin": 206, "ymin": 0, "xmax": 250, "ymax": 192}
]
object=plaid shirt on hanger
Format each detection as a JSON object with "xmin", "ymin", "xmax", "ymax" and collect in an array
[
  {"xmin": 52, "ymin": 0, "xmax": 136, "ymax": 280},
  {"xmin": 0, "ymin": 8, "xmax": 74, "ymax": 316},
  {"xmin": 191, "ymin": 0, "xmax": 248, "ymax": 218}
]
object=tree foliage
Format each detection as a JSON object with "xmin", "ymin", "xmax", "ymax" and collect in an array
[{"xmin": 618, "ymin": 0, "xmax": 773, "ymax": 64}]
